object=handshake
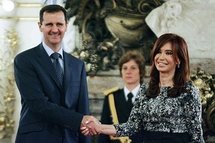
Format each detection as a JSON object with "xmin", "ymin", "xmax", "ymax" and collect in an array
[
  {"xmin": 81, "ymin": 115, "xmax": 116, "ymax": 136},
  {"xmin": 81, "ymin": 115, "xmax": 102, "ymax": 136}
]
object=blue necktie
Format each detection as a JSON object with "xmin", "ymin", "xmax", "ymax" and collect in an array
[{"xmin": 50, "ymin": 52, "xmax": 63, "ymax": 84}]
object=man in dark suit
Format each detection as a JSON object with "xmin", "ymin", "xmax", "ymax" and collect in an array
[
  {"xmin": 97, "ymin": 51, "xmax": 145, "ymax": 143},
  {"xmin": 14, "ymin": 4, "xmax": 93, "ymax": 143}
]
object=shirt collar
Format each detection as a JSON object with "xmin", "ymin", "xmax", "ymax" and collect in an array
[
  {"xmin": 42, "ymin": 41, "xmax": 64, "ymax": 59},
  {"xmin": 124, "ymin": 84, "xmax": 140, "ymax": 100}
]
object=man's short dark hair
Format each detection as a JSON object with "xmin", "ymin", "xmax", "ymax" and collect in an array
[{"xmin": 39, "ymin": 4, "xmax": 68, "ymax": 23}]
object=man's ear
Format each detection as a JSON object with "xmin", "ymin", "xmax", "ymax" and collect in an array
[
  {"xmin": 38, "ymin": 22, "xmax": 41, "ymax": 27},
  {"xmin": 38, "ymin": 22, "xmax": 42, "ymax": 32}
]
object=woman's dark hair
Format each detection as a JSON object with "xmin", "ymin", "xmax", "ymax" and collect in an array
[
  {"xmin": 39, "ymin": 4, "xmax": 68, "ymax": 23},
  {"xmin": 118, "ymin": 50, "xmax": 145, "ymax": 84},
  {"xmin": 147, "ymin": 33, "xmax": 190, "ymax": 97}
]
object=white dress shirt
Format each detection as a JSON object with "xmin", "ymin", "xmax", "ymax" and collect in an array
[{"xmin": 124, "ymin": 84, "xmax": 140, "ymax": 103}]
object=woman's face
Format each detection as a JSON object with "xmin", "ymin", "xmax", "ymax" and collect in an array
[
  {"xmin": 154, "ymin": 42, "xmax": 178, "ymax": 75},
  {"xmin": 121, "ymin": 60, "xmax": 140, "ymax": 86}
]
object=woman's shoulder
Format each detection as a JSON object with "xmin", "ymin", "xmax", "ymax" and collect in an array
[
  {"xmin": 136, "ymin": 83, "xmax": 148, "ymax": 97},
  {"xmin": 103, "ymin": 87, "xmax": 121, "ymax": 96},
  {"xmin": 185, "ymin": 81, "xmax": 199, "ymax": 93},
  {"xmin": 183, "ymin": 81, "xmax": 200, "ymax": 101},
  {"xmin": 140, "ymin": 82, "xmax": 148, "ymax": 88}
]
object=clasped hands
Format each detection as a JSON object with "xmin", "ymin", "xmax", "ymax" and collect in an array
[{"xmin": 81, "ymin": 115, "xmax": 101, "ymax": 136}]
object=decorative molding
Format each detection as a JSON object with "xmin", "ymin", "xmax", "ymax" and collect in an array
[
  {"xmin": 16, "ymin": 3, "xmax": 43, "ymax": 8},
  {"xmin": 0, "ymin": 2, "xmax": 42, "ymax": 8},
  {"xmin": 0, "ymin": 2, "xmax": 42, "ymax": 20},
  {"xmin": 0, "ymin": 16, "xmax": 38, "ymax": 21}
]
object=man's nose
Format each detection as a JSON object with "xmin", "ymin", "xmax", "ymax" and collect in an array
[{"xmin": 51, "ymin": 25, "xmax": 59, "ymax": 32}]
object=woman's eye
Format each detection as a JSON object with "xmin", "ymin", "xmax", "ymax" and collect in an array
[
  {"xmin": 166, "ymin": 51, "xmax": 173, "ymax": 55},
  {"xmin": 131, "ymin": 66, "xmax": 137, "ymax": 70},
  {"xmin": 122, "ymin": 67, "xmax": 127, "ymax": 70}
]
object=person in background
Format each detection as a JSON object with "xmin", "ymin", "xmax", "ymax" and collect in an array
[
  {"xmin": 14, "ymin": 4, "xmax": 93, "ymax": 143},
  {"xmin": 97, "ymin": 51, "xmax": 145, "ymax": 143},
  {"xmin": 82, "ymin": 33, "xmax": 205, "ymax": 143}
]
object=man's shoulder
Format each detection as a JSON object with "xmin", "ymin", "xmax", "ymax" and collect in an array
[
  {"xmin": 64, "ymin": 52, "xmax": 84, "ymax": 63},
  {"xmin": 103, "ymin": 87, "xmax": 120, "ymax": 96},
  {"xmin": 15, "ymin": 44, "xmax": 40, "ymax": 59}
]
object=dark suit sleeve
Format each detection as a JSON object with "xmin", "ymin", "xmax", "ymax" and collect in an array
[
  {"xmin": 77, "ymin": 63, "xmax": 91, "ymax": 143},
  {"xmin": 97, "ymin": 95, "xmax": 112, "ymax": 143},
  {"xmin": 14, "ymin": 53, "xmax": 83, "ymax": 131}
]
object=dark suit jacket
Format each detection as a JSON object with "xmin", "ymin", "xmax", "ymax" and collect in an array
[
  {"xmin": 98, "ymin": 88, "xmax": 144, "ymax": 143},
  {"xmin": 14, "ymin": 43, "xmax": 91, "ymax": 143}
]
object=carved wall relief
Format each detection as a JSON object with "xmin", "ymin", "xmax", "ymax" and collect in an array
[{"xmin": 64, "ymin": 0, "xmax": 165, "ymax": 74}]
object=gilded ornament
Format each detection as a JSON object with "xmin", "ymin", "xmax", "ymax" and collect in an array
[
  {"xmin": 0, "ymin": 29, "xmax": 19, "ymax": 139},
  {"xmin": 80, "ymin": 51, "xmax": 89, "ymax": 60},
  {"xmin": 0, "ymin": 117, "xmax": 5, "ymax": 126},
  {"xmin": 191, "ymin": 68, "xmax": 215, "ymax": 136}
]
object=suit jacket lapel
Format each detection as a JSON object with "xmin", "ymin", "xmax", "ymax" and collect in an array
[
  {"xmin": 63, "ymin": 52, "xmax": 72, "ymax": 93},
  {"xmin": 36, "ymin": 43, "xmax": 63, "ymax": 89}
]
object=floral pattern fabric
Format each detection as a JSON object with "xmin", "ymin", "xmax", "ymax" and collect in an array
[{"xmin": 114, "ymin": 81, "xmax": 205, "ymax": 143}]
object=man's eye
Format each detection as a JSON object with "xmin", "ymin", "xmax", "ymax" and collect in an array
[
  {"xmin": 57, "ymin": 23, "xmax": 63, "ymax": 27},
  {"xmin": 45, "ymin": 24, "xmax": 53, "ymax": 27}
]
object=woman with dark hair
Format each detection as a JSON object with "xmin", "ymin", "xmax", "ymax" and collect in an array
[{"xmin": 82, "ymin": 33, "xmax": 205, "ymax": 143}]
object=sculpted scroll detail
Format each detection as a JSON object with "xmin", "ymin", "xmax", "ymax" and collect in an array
[{"xmin": 64, "ymin": 0, "xmax": 164, "ymax": 74}]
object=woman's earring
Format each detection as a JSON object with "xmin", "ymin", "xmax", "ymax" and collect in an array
[{"xmin": 177, "ymin": 64, "xmax": 180, "ymax": 68}]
